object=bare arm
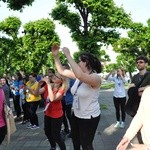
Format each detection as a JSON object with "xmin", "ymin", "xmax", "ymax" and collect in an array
[
  {"xmin": 54, "ymin": 55, "xmax": 76, "ymax": 79},
  {"xmin": 62, "ymin": 47, "xmax": 101, "ymax": 88},
  {"xmin": 52, "ymin": 45, "xmax": 76, "ymax": 79},
  {"xmin": 105, "ymin": 71, "xmax": 114, "ymax": 80},
  {"xmin": 42, "ymin": 77, "xmax": 66, "ymax": 102}
]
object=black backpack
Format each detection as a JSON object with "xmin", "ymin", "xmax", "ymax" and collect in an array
[{"xmin": 125, "ymin": 72, "xmax": 149, "ymax": 117}]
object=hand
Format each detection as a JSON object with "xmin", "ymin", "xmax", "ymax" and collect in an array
[
  {"xmin": 51, "ymin": 44, "xmax": 59, "ymax": 56},
  {"xmin": 138, "ymin": 87, "xmax": 144, "ymax": 96},
  {"xmin": 116, "ymin": 137, "xmax": 130, "ymax": 150},
  {"xmin": 38, "ymin": 80, "xmax": 45, "ymax": 87},
  {"xmin": 62, "ymin": 47, "xmax": 70, "ymax": 56},
  {"xmin": 129, "ymin": 143, "xmax": 147, "ymax": 150},
  {"xmin": 41, "ymin": 77, "xmax": 50, "ymax": 84}
]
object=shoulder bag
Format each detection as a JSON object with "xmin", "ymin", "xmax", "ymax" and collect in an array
[
  {"xmin": 125, "ymin": 72, "xmax": 149, "ymax": 117},
  {"xmin": 3, "ymin": 92, "xmax": 16, "ymax": 144}
]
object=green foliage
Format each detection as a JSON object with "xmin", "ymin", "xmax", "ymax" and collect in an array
[
  {"xmin": 21, "ymin": 18, "xmax": 60, "ymax": 73},
  {"xmin": 112, "ymin": 21, "xmax": 150, "ymax": 77},
  {"xmin": 51, "ymin": 0, "xmax": 132, "ymax": 59},
  {"xmin": 0, "ymin": 17, "xmax": 60, "ymax": 74},
  {"xmin": 0, "ymin": 16, "xmax": 21, "ymax": 38},
  {"xmin": 1, "ymin": 0, "xmax": 35, "ymax": 11}
]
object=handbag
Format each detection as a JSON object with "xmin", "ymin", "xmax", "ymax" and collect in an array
[
  {"xmin": 125, "ymin": 72, "xmax": 149, "ymax": 117},
  {"xmin": 125, "ymin": 86, "xmax": 141, "ymax": 117},
  {"xmin": 3, "ymin": 95, "xmax": 16, "ymax": 144}
]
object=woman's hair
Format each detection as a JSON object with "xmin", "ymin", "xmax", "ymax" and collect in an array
[
  {"xmin": 30, "ymin": 73, "xmax": 37, "ymax": 78},
  {"xmin": 117, "ymin": 68, "xmax": 126, "ymax": 78},
  {"xmin": 80, "ymin": 52, "xmax": 102, "ymax": 73},
  {"xmin": 16, "ymin": 72, "xmax": 23, "ymax": 81},
  {"xmin": 48, "ymin": 68, "xmax": 55, "ymax": 74},
  {"xmin": 62, "ymin": 63, "xmax": 70, "ymax": 69}
]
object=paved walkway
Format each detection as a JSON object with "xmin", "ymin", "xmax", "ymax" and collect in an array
[{"xmin": 0, "ymin": 89, "xmax": 137, "ymax": 150}]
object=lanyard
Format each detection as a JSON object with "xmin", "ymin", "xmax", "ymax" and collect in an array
[{"xmin": 74, "ymin": 82, "xmax": 82, "ymax": 96}]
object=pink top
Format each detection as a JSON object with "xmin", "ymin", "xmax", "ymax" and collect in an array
[
  {"xmin": 124, "ymin": 86, "xmax": 150, "ymax": 147},
  {"xmin": 0, "ymin": 88, "xmax": 6, "ymax": 127}
]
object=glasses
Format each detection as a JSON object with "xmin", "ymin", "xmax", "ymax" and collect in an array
[{"xmin": 136, "ymin": 61, "xmax": 145, "ymax": 64}]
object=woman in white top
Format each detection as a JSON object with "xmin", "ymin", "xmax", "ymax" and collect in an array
[
  {"xmin": 116, "ymin": 86, "xmax": 150, "ymax": 150},
  {"xmin": 51, "ymin": 45, "xmax": 102, "ymax": 150},
  {"xmin": 105, "ymin": 68, "xmax": 127, "ymax": 128}
]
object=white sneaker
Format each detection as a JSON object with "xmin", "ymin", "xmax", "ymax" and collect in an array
[
  {"xmin": 114, "ymin": 121, "xmax": 120, "ymax": 128},
  {"xmin": 120, "ymin": 122, "xmax": 125, "ymax": 128},
  {"xmin": 30, "ymin": 125, "xmax": 39, "ymax": 129},
  {"xmin": 26, "ymin": 124, "xmax": 33, "ymax": 129}
]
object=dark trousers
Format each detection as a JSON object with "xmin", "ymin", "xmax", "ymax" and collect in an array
[
  {"xmin": 62, "ymin": 98, "xmax": 72, "ymax": 132},
  {"xmin": 113, "ymin": 96, "xmax": 126, "ymax": 122},
  {"xmin": 0, "ymin": 125, "xmax": 7, "ymax": 145},
  {"xmin": 62, "ymin": 98, "xmax": 69, "ymax": 131},
  {"xmin": 71, "ymin": 113, "xmax": 100, "ymax": 150},
  {"xmin": 27, "ymin": 101, "xmax": 40, "ymax": 126},
  {"xmin": 65, "ymin": 104, "xmax": 72, "ymax": 128},
  {"xmin": 137, "ymin": 131, "xmax": 143, "ymax": 144},
  {"xmin": 22, "ymin": 102, "xmax": 30, "ymax": 121},
  {"xmin": 13, "ymin": 95, "xmax": 21, "ymax": 117},
  {"xmin": 44, "ymin": 115, "xmax": 66, "ymax": 150}
]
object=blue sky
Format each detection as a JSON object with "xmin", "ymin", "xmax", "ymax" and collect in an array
[{"xmin": 0, "ymin": 0, "xmax": 150, "ymax": 58}]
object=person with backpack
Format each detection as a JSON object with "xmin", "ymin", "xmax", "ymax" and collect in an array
[{"xmin": 127, "ymin": 55, "xmax": 150, "ymax": 144}]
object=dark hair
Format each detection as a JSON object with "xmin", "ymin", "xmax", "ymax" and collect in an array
[
  {"xmin": 30, "ymin": 73, "xmax": 37, "ymax": 78},
  {"xmin": 80, "ymin": 53, "xmax": 102, "ymax": 73},
  {"xmin": 16, "ymin": 72, "xmax": 23, "ymax": 81},
  {"xmin": 62, "ymin": 64, "xmax": 70, "ymax": 69},
  {"xmin": 48, "ymin": 68, "xmax": 55, "ymax": 74},
  {"xmin": 136, "ymin": 55, "xmax": 149, "ymax": 63}
]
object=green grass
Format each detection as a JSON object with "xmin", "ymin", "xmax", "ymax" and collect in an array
[
  {"xmin": 101, "ymin": 83, "xmax": 114, "ymax": 89},
  {"xmin": 100, "ymin": 103, "xmax": 108, "ymax": 110},
  {"xmin": 101, "ymin": 82, "xmax": 129, "ymax": 89}
]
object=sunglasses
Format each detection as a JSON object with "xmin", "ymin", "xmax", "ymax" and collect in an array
[{"xmin": 136, "ymin": 61, "xmax": 145, "ymax": 64}]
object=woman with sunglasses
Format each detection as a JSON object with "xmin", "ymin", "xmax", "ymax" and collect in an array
[
  {"xmin": 36, "ymin": 72, "xmax": 67, "ymax": 150},
  {"xmin": 51, "ymin": 45, "xmax": 102, "ymax": 150}
]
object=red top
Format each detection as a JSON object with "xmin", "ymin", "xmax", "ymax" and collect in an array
[{"xmin": 44, "ymin": 85, "xmax": 64, "ymax": 118}]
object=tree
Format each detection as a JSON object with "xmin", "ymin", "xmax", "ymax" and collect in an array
[
  {"xmin": 0, "ymin": 16, "xmax": 21, "ymax": 74},
  {"xmin": 51, "ymin": 0, "xmax": 132, "ymax": 59},
  {"xmin": 0, "ymin": 16, "xmax": 60, "ymax": 74},
  {"xmin": 0, "ymin": 0, "xmax": 35, "ymax": 11},
  {"xmin": 22, "ymin": 18, "xmax": 60, "ymax": 73},
  {"xmin": 112, "ymin": 21, "xmax": 150, "ymax": 77}
]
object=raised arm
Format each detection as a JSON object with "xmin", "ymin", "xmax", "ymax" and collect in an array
[
  {"xmin": 51, "ymin": 45, "xmax": 76, "ymax": 79},
  {"xmin": 62, "ymin": 47, "xmax": 101, "ymax": 88}
]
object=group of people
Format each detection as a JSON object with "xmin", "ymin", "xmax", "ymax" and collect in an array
[
  {"xmin": 0, "ymin": 43, "xmax": 150, "ymax": 150},
  {"xmin": 105, "ymin": 55, "xmax": 150, "ymax": 150}
]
